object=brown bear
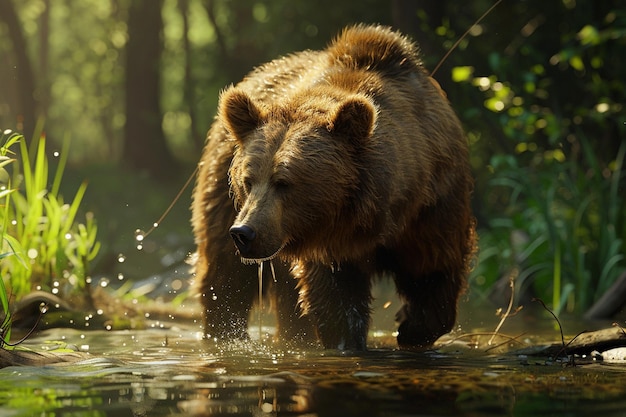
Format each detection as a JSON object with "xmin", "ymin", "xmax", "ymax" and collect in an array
[{"xmin": 191, "ymin": 24, "xmax": 476, "ymax": 350}]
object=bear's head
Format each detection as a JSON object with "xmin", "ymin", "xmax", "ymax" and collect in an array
[{"xmin": 219, "ymin": 86, "xmax": 378, "ymax": 264}]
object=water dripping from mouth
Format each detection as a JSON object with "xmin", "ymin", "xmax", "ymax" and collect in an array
[
  {"xmin": 269, "ymin": 260, "xmax": 277, "ymax": 283},
  {"xmin": 257, "ymin": 260, "xmax": 278, "ymax": 342},
  {"xmin": 258, "ymin": 261, "xmax": 263, "ymax": 341}
]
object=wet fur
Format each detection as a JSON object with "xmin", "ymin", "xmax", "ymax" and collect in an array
[{"xmin": 191, "ymin": 24, "xmax": 476, "ymax": 349}]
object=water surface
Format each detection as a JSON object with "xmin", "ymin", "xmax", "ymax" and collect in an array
[{"xmin": 2, "ymin": 323, "xmax": 626, "ymax": 417}]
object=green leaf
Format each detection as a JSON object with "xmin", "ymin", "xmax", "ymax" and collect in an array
[
  {"xmin": 578, "ymin": 25, "xmax": 601, "ymax": 46},
  {"xmin": 569, "ymin": 55, "xmax": 585, "ymax": 71},
  {"xmin": 451, "ymin": 66, "xmax": 474, "ymax": 82},
  {"xmin": 3, "ymin": 235, "xmax": 29, "ymax": 270},
  {"xmin": 51, "ymin": 133, "xmax": 71, "ymax": 197}
]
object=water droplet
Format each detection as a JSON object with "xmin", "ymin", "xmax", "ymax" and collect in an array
[
  {"xmin": 117, "ymin": 253, "xmax": 126, "ymax": 263},
  {"xmin": 212, "ymin": 294, "xmax": 218, "ymax": 301},
  {"xmin": 136, "ymin": 243, "xmax": 143, "ymax": 251},
  {"xmin": 153, "ymin": 222, "xmax": 159, "ymax": 228},
  {"xmin": 269, "ymin": 260, "xmax": 277, "ymax": 282},
  {"xmin": 53, "ymin": 151, "xmax": 60, "ymax": 157},
  {"xmin": 64, "ymin": 232, "xmax": 72, "ymax": 240},
  {"xmin": 117, "ymin": 273, "xmax": 124, "ymax": 281},
  {"xmin": 39, "ymin": 303, "xmax": 49, "ymax": 314},
  {"xmin": 134, "ymin": 229, "xmax": 145, "ymax": 242}
]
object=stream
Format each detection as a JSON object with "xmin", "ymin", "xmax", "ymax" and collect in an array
[{"xmin": 2, "ymin": 319, "xmax": 626, "ymax": 417}]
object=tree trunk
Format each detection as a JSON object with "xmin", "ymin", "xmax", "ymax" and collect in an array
[
  {"xmin": 0, "ymin": 0, "xmax": 38, "ymax": 138},
  {"xmin": 122, "ymin": 0, "xmax": 178, "ymax": 179},
  {"xmin": 38, "ymin": 0, "xmax": 50, "ymax": 123},
  {"xmin": 177, "ymin": 0, "xmax": 203, "ymax": 152}
]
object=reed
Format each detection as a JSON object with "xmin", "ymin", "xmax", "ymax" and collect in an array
[{"xmin": 0, "ymin": 129, "xmax": 101, "ymax": 343}]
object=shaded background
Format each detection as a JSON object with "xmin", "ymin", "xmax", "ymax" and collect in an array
[{"xmin": 0, "ymin": 0, "xmax": 624, "ymax": 319}]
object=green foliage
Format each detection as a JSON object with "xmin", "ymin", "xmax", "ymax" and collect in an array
[
  {"xmin": 0, "ymin": 129, "xmax": 101, "ymax": 314},
  {"xmin": 0, "ymin": 130, "xmax": 24, "ymax": 345},
  {"xmin": 456, "ymin": 4, "xmax": 626, "ymax": 314},
  {"xmin": 476, "ymin": 138, "xmax": 625, "ymax": 315}
]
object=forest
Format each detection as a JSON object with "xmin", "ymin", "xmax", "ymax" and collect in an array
[{"xmin": 0, "ymin": 0, "xmax": 625, "ymax": 321}]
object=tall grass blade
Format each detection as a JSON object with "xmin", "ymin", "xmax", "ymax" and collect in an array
[{"xmin": 50, "ymin": 133, "xmax": 71, "ymax": 197}]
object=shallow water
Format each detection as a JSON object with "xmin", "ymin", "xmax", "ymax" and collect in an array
[{"xmin": 2, "ymin": 323, "xmax": 626, "ymax": 417}]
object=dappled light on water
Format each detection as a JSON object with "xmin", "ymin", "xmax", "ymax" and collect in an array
[{"xmin": 2, "ymin": 324, "xmax": 626, "ymax": 416}]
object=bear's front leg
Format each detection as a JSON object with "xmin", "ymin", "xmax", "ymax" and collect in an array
[
  {"xmin": 294, "ymin": 261, "xmax": 372, "ymax": 350},
  {"xmin": 198, "ymin": 252, "xmax": 257, "ymax": 341}
]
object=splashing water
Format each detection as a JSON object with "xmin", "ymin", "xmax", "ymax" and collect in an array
[{"xmin": 134, "ymin": 229, "xmax": 145, "ymax": 250}]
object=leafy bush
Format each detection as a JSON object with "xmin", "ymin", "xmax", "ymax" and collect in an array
[
  {"xmin": 475, "ymin": 139, "xmax": 625, "ymax": 315},
  {"xmin": 459, "ymin": 11, "xmax": 626, "ymax": 314}
]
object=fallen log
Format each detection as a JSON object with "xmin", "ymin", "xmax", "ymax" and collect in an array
[
  {"xmin": 515, "ymin": 326, "xmax": 626, "ymax": 357},
  {"xmin": 0, "ymin": 347, "xmax": 89, "ymax": 368}
]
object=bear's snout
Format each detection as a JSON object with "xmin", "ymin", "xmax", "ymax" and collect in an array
[{"xmin": 229, "ymin": 224, "xmax": 256, "ymax": 256}]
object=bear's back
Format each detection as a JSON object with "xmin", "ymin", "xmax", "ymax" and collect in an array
[
  {"xmin": 326, "ymin": 24, "xmax": 423, "ymax": 77},
  {"xmin": 234, "ymin": 50, "xmax": 326, "ymax": 105},
  {"xmin": 233, "ymin": 25, "xmax": 424, "ymax": 105}
]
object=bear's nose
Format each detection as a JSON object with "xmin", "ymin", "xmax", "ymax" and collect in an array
[{"xmin": 229, "ymin": 225, "xmax": 256, "ymax": 256}]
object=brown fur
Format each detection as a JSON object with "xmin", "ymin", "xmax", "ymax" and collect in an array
[{"xmin": 191, "ymin": 24, "xmax": 476, "ymax": 349}]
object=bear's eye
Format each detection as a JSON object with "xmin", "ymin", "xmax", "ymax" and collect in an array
[{"xmin": 274, "ymin": 179, "xmax": 290, "ymax": 191}]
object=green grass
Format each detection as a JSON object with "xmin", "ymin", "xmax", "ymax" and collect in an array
[{"xmin": 0, "ymin": 128, "xmax": 101, "ymax": 345}]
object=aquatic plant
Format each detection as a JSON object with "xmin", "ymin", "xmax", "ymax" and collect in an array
[{"xmin": 0, "ymin": 128, "xmax": 101, "ymax": 339}]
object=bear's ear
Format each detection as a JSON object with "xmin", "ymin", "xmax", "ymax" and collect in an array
[
  {"xmin": 219, "ymin": 87, "xmax": 263, "ymax": 141},
  {"xmin": 328, "ymin": 96, "xmax": 377, "ymax": 141}
]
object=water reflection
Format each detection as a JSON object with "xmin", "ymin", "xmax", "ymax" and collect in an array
[{"xmin": 1, "ymin": 327, "xmax": 626, "ymax": 416}]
